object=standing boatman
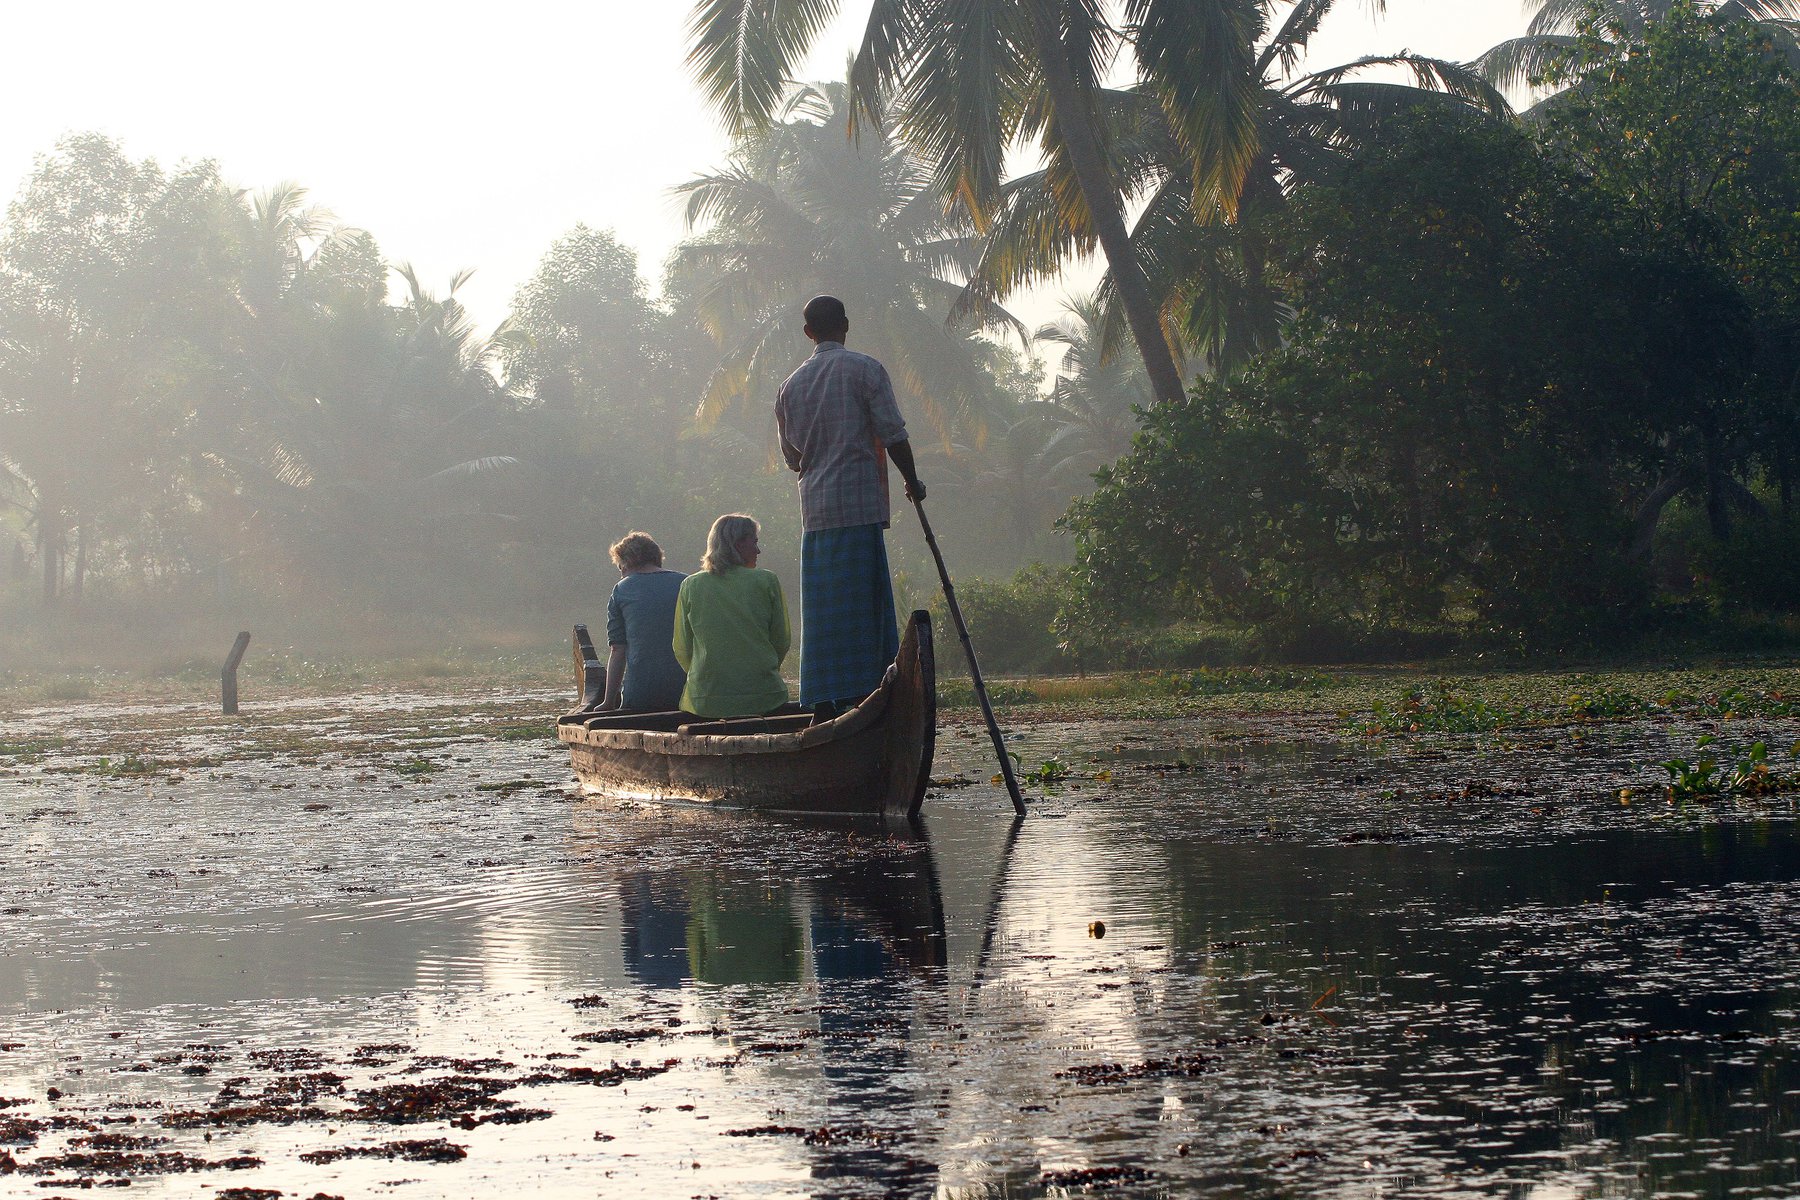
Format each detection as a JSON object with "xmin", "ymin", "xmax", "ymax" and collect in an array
[{"xmin": 776, "ymin": 295, "xmax": 927, "ymax": 725}]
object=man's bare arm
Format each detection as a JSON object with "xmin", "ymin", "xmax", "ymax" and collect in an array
[{"xmin": 888, "ymin": 440, "xmax": 926, "ymax": 502}]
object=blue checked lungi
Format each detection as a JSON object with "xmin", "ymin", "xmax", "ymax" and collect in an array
[{"xmin": 800, "ymin": 523, "xmax": 899, "ymax": 707}]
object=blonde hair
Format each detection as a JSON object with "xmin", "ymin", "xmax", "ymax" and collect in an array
[
  {"xmin": 609, "ymin": 531, "xmax": 663, "ymax": 571},
  {"xmin": 702, "ymin": 514, "xmax": 759, "ymax": 574}
]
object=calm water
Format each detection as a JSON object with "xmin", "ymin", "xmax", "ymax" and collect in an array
[{"xmin": 2, "ymin": 694, "xmax": 1798, "ymax": 1197}]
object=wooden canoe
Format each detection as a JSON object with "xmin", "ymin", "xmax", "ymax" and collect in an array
[{"xmin": 556, "ymin": 610, "xmax": 936, "ymax": 818}]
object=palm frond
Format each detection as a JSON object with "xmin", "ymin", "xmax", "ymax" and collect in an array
[
  {"xmin": 1296, "ymin": 53, "xmax": 1511, "ymax": 117},
  {"xmin": 1526, "ymin": 0, "xmax": 1638, "ymax": 38},
  {"xmin": 1064, "ymin": 0, "xmax": 1125, "ymax": 93},
  {"xmin": 849, "ymin": 0, "xmax": 912, "ymax": 137},
  {"xmin": 1472, "ymin": 34, "xmax": 1584, "ymax": 90},
  {"xmin": 1259, "ymin": 0, "xmax": 1338, "ymax": 80},
  {"xmin": 1715, "ymin": 0, "xmax": 1800, "ymax": 18},
  {"xmin": 693, "ymin": 312, "xmax": 793, "ymax": 430},
  {"xmin": 893, "ymin": 0, "xmax": 1034, "ymax": 223},
  {"xmin": 686, "ymin": 0, "xmax": 844, "ymax": 131},
  {"xmin": 675, "ymin": 168, "xmax": 814, "ymax": 246},
  {"xmin": 953, "ymin": 167, "xmax": 1094, "ymax": 327},
  {"xmin": 419, "ymin": 455, "xmax": 520, "ymax": 483},
  {"xmin": 1125, "ymin": 0, "xmax": 1264, "ymax": 220}
]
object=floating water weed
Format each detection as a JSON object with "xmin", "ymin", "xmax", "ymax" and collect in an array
[
  {"xmin": 389, "ymin": 756, "xmax": 442, "ymax": 778},
  {"xmin": 993, "ymin": 752, "xmax": 1075, "ymax": 791},
  {"xmin": 491, "ymin": 724, "xmax": 554, "ymax": 742},
  {"xmin": 0, "ymin": 737, "xmax": 67, "ymax": 763},
  {"xmin": 1662, "ymin": 737, "xmax": 1798, "ymax": 802},
  {"xmin": 91, "ymin": 753, "xmax": 161, "ymax": 778},
  {"xmin": 1020, "ymin": 757, "xmax": 1073, "ymax": 786},
  {"xmin": 1362, "ymin": 685, "xmax": 1506, "ymax": 735},
  {"xmin": 938, "ymin": 679, "xmax": 1039, "ymax": 708},
  {"xmin": 1356, "ymin": 678, "xmax": 1800, "ymax": 738},
  {"xmin": 1564, "ymin": 686, "xmax": 1650, "ymax": 719},
  {"xmin": 1662, "ymin": 744, "xmax": 1723, "ymax": 802},
  {"xmin": 1153, "ymin": 667, "xmax": 1334, "ymax": 697}
]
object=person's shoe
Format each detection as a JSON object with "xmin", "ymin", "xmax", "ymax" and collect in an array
[{"xmin": 809, "ymin": 701, "xmax": 842, "ymax": 726}]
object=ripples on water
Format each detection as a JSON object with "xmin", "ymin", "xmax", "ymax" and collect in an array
[{"xmin": 1, "ymin": 695, "xmax": 1797, "ymax": 1197}]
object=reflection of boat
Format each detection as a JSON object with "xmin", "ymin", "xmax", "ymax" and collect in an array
[
  {"xmin": 557, "ymin": 611, "xmax": 936, "ymax": 818},
  {"xmin": 580, "ymin": 804, "xmax": 1026, "ymax": 1193},
  {"xmin": 618, "ymin": 814, "xmax": 947, "ymax": 988}
]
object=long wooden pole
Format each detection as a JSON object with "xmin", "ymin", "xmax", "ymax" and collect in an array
[{"xmin": 911, "ymin": 498, "xmax": 1026, "ymax": 815}]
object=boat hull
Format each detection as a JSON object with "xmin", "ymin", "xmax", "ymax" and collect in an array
[{"xmin": 557, "ymin": 611, "xmax": 936, "ymax": 818}]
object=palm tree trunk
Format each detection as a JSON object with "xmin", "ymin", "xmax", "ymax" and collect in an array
[
  {"xmin": 1024, "ymin": 5, "xmax": 1188, "ymax": 408},
  {"xmin": 1701, "ymin": 422, "xmax": 1732, "ymax": 541},
  {"xmin": 72, "ymin": 514, "xmax": 87, "ymax": 603},
  {"xmin": 39, "ymin": 510, "xmax": 62, "ymax": 607}
]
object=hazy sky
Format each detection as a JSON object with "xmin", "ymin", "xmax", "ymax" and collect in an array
[{"xmin": 1, "ymin": 1, "xmax": 1529, "ymax": 337}]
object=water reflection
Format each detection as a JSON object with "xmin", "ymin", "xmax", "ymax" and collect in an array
[
  {"xmin": 617, "ymin": 819, "xmax": 947, "ymax": 990},
  {"xmin": 3, "ymin": 720, "xmax": 1799, "ymax": 1197}
]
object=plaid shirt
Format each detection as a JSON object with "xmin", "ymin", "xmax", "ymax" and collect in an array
[{"xmin": 776, "ymin": 342, "xmax": 910, "ymax": 531}]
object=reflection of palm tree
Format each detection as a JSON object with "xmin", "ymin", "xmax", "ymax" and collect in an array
[
  {"xmin": 964, "ymin": 4, "xmax": 1505, "ymax": 371},
  {"xmin": 671, "ymin": 78, "xmax": 1013, "ymax": 446},
  {"xmin": 1476, "ymin": 0, "xmax": 1800, "ymax": 97}
]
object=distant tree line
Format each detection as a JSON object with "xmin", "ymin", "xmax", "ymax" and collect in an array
[{"xmin": 0, "ymin": 101, "xmax": 1140, "ymax": 636}]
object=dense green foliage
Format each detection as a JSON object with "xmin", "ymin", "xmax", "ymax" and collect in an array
[{"xmin": 1063, "ymin": 3, "xmax": 1800, "ymax": 654}]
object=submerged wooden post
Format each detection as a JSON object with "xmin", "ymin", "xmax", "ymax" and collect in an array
[{"xmin": 221, "ymin": 631, "xmax": 251, "ymax": 715}]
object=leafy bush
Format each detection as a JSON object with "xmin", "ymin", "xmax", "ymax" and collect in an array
[
  {"xmin": 1691, "ymin": 516, "xmax": 1800, "ymax": 615},
  {"xmin": 931, "ymin": 563, "xmax": 1070, "ymax": 675},
  {"xmin": 936, "ymin": 679, "xmax": 1039, "ymax": 708},
  {"xmin": 1153, "ymin": 666, "xmax": 1333, "ymax": 696}
]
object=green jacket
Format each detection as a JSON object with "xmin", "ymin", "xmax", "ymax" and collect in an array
[{"xmin": 672, "ymin": 567, "xmax": 792, "ymax": 717}]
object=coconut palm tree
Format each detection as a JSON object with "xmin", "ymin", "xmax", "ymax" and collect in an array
[
  {"xmin": 1036, "ymin": 295, "xmax": 1150, "ymax": 468},
  {"xmin": 670, "ymin": 77, "xmax": 1019, "ymax": 446},
  {"xmin": 689, "ymin": 0, "xmax": 1506, "ymax": 402},
  {"xmin": 210, "ymin": 265, "xmax": 521, "ymax": 578},
  {"xmin": 1476, "ymin": 0, "xmax": 1800, "ymax": 98},
  {"xmin": 962, "ymin": 5, "xmax": 1507, "ymax": 372},
  {"xmin": 686, "ymin": 0, "xmax": 1226, "ymax": 407},
  {"xmin": 973, "ymin": 409, "xmax": 1098, "ymax": 543},
  {"xmin": 237, "ymin": 183, "xmax": 351, "ymax": 319}
]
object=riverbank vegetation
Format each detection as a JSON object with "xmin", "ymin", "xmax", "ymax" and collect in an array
[{"xmin": 5, "ymin": 1, "xmax": 1800, "ymax": 677}]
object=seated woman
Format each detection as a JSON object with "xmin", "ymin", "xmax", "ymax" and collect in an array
[
  {"xmin": 599, "ymin": 531, "xmax": 687, "ymax": 712},
  {"xmin": 672, "ymin": 514, "xmax": 792, "ymax": 718}
]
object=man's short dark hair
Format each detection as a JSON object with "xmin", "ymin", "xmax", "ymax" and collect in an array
[{"xmin": 803, "ymin": 295, "xmax": 848, "ymax": 335}]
